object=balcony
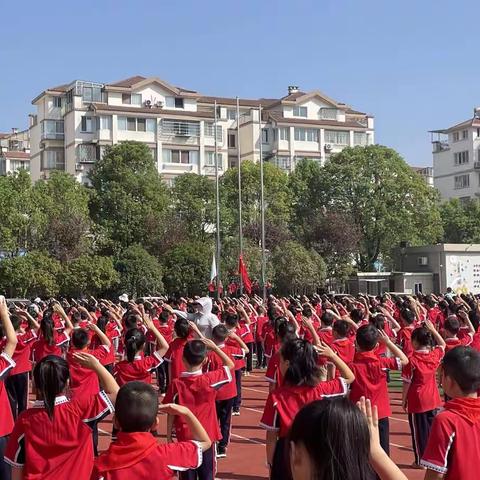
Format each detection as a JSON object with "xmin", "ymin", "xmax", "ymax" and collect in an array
[
  {"xmin": 160, "ymin": 119, "xmax": 200, "ymax": 145},
  {"xmin": 432, "ymin": 141, "xmax": 450, "ymax": 153},
  {"xmin": 474, "ymin": 161, "xmax": 480, "ymax": 170},
  {"xmin": 41, "ymin": 120, "xmax": 64, "ymax": 141},
  {"xmin": 41, "ymin": 131, "xmax": 64, "ymax": 141}
]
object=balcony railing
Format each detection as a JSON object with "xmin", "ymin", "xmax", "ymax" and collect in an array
[
  {"xmin": 474, "ymin": 161, "xmax": 480, "ymax": 170},
  {"xmin": 41, "ymin": 131, "xmax": 64, "ymax": 140},
  {"xmin": 432, "ymin": 141, "xmax": 450, "ymax": 153},
  {"xmin": 161, "ymin": 119, "xmax": 200, "ymax": 137}
]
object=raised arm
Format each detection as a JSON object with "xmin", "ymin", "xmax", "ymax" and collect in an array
[
  {"xmin": 203, "ymin": 338, "xmax": 234, "ymax": 370},
  {"xmin": 0, "ymin": 296, "xmax": 18, "ymax": 358},
  {"xmin": 316, "ymin": 342, "xmax": 355, "ymax": 384},
  {"xmin": 424, "ymin": 320, "xmax": 446, "ymax": 349},
  {"xmin": 379, "ymin": 330, "xmax": 409, "ymax": 366}
]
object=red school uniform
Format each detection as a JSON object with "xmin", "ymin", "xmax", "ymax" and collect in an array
[
  {"xmin": 32, "ymin": 330, "xmax": 70, "ymax": 362},
  {"xmin": 92, "ymin": 432, "xmax": 202, "ymax": 480},
  {"xmin": 255, "ymin": 316, "xmax": 268, "ymax": 342},
  {"xmin": 332, "ymin": 338, "xmax": 355, "ymax": 364},
  {"xmin": 163, "ymin": 367, "xmax": 232, "ymax": 442},
  {"xmin": 7, "ymin": 329, "xmax": 37, "ymax": 375},
  {"xmin": 0, "ymin": 352, "xmax": 16, "ymax": 437},
  {"xmin": 4, "ymin": 391, "xmax": 113, "ymax": 480},
  {"xmin": 402, "ymin": 347, "xmax": 444, "ymax": 413},
  {"xmin": 349, "ymin": 351, "xmax": 402, "ymax": 419},
  {"xmin": 260, "ymin": 378, "xmax": 348, "ymax": 437},
  {"xmin": 421, "ymin": 397, "xmax": 480, "ymax": 479},
  {"xmin": 265, "ymin": 351, "xmax": 282, "ymax": 387},
  {"xmin": 164, "ymin": 337, "xmax": 189, "ymax": 381},
  {"xmin": 318, "ymin": 327, "xmax": 334, "ymax": 346},
  {"xmin": 241, "ymin": 317, "xmax": 255, "ymax": 344},
  {"xmin": 397, "ymin": 326, "xmax": 415, "ymax": 357},
  {"xmin": 445, "ymin": 334, "xmax": 473, "ymax": 353},
  {"xmin": 114, "ymin": 351, "xmax": 163, "ymax": 387},
  {"xmin": 90, "ymin": 329, "xmax": 118, "ymax": 366},
  {"xmin": 300, "ymin": 318, "xmax": 321, "ymax": 343}
]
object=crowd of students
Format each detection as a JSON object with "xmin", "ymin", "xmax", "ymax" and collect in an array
[{"xmin": 0, "ymin": 290, "xmax": 480, "ymax": 479}]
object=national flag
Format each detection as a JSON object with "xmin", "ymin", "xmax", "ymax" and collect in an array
[{"xmin": 238, "ymin": 255, "xmax": 252, "ymax": 294}]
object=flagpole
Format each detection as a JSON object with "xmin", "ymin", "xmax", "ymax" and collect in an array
[
  {"xmin": 259, "ymin": 104, "xmax": 267, "ymax": 300},
  {"xmin": 214, "ymin": 101, "xmax": 221, "ymax": 298},
  {"xmin": 237, "ymin": 97, "xmax": 243, "ymax": 295}
]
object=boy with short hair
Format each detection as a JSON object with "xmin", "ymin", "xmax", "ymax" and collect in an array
[
  {"xmin": 443, "ymin": 312, "xmax": 474, "ymax": 352},
  {"xmin": 93, "ymin": 381, "xmax": 210, "ymax": 479},
  {"xmin": 421, "ymin": 346, "xmax": 480, "ymax": 479},
  {"xmin": 397, "ymin": 308, "xmax": 417, "ymax": 357},
  {"xmin": 163, "ymin": 338, "xmax": 234, "ymax": 480}
]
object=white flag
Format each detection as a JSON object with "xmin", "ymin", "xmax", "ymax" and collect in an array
[{"xmin": 210, "ymin": 254, "xmax": 217, "ymax": 282}]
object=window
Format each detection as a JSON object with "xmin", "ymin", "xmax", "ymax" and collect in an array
[
  {"xmin": 127, "ymin": 117, "xmax": 136, "ymax": 131},
  {"xmin": 453, "ymin": 131, "xmax": 460, "ymax": 142},
  {"xmin": 454, "ymin": 151, "xmax": 469, "ymax": 165},
  {"xmin": 293, "ymin": 106, "xmax": 307, "ymax": 117},
  {"xmin": 81, "ymin": 116, "xmax": 94, "ymax": 133},
  {"xmin": 324, "ymin": 130, "xmax": 349, "ymax": 145},
  {"xmin": 414, "ymin": 283, "xmax": 423, "ymax": 295},
  {"xmin": 99, "ymin": 116, "xmax": 112, "ymax": 130},
  {"xmin": 463, "ymin": 129, "xmax": 468, "ymax": 139},
  {"xmin": 118, "ymin": 117, "xmax": 127, "ymax": 130},
  {"xmin": 42, "ymin": 149, "xmax": 65, "ymax": 170},
  {"xmin": 118, "ymin": 117, "xmax": 156, "ymax": 132},
  {"xmin": 146, "ymin": 119, "xmax": 156, "ymax": 132},
  {"xmin": 162, "ymin": 149, "xmax": 199, "ymax": 164},
  {"xmin": 279, "ymin": 127, "xmax": 290, "ymax": 141},
  {"xmin": 175, "ymin": 98, "xmax": 184, "ymax": 109},
  {"xmin": 454, "ymin": 174, "xmax": 470, "ymax": 189},
  {"xmin": 204, "ymin": 122, "xmax": 222, "ymax": 141},
  {"xmin": 165, "ymin": 96, "xmax": 185, "ymax": 109},
  {"xmin": 205, "ymin": 151, "xmax": 223, "ymax": 166},
  {"xmin": 228, "ymin": 133, "xmax": 236, "ymax": 148},
  {"xmin": 132, "ymin": 94, "xmax": 142, "ymax": 106},
  {"xmin": 227, "ymin": 109, "xmax": 237, "ymax": 120},
  {"xmin": 294, "ymin": 128, "xmax": 318, "ymax": 142},
  {"xmin": 42, "ymin": 120, "xmax": 64, "ymax": 139},
  {"xmin": 477, "ymin": 128, "xmax": 480, "ymax": 137},
  {"xmin": 122, "ymin": 94, "xmax": 131, "ymax": 104},
  {"xmin": 9, "ymin": 160, "xmax": 30, "ymax": 172},
  {"xmin": 417, "ymin": 256, "xmax": 428, "ymax": 266},
  {"xmin": 354, "ymin": 132, "xmax": 367, "ymax": 146},
  {"xmin": 53, "ymin": 97, "xmax": 62, "ymax": 108},
  {"xmin": 319, "ymin": 108, "xmax": 337, "ymax": 120},
  {"xmin": 262, "ymin": 128, "xmax": 269, "ymax": 144},
  {"xmin": 306, "ymin": 128, "xmax": 319, "ymax": 142},
  {"xmin": 137, "ymin": 118, "xmax": 146, "ymax": 132},
  {"xmin": 76, "ymin": 144, "xmax": 98, "ymax": 163},
  {"xmin": 229, "ymin": 156, "xmax": 238, "ymax": 168}
]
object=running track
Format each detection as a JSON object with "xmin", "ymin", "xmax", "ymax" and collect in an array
[{"xmin": 95, "ymin": 370, "xmax": 424, "ymax": 479}]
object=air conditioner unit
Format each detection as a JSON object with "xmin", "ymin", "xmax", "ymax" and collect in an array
[
  {"xmin": 144, "ymin": 100, "xmax": 152, "ymax": 108},
  {"xmin": 155, "ymin": 101, "xmax": 164, "ymax": 108},
  {"xmin": 324, "ymin": 144, "xmax": 332, "ymax": 152}
]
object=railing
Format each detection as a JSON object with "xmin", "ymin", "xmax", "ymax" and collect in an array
[
  {"xmin": 432, "ymin": 141, "xmax": 450, "ymax": 153},
  {"xmin": 160, "ymin": 119, "xmax": 200, "ymax": 137},
  {"xmin": 204, "ymin": 123, "xmax": 223, "ymax": 142},
  {"xmin": 474, "ymin": 161, "xmax": 480, "ymax": 170},
  {"xmin": 41, "ymin": 131, "xmax": 64, "ymax": 140},
  {"xmin": 203, "ymin": 165, "xmax": 224, "ymax": 174}
]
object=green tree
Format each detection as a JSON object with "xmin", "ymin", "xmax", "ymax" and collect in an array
[
  {"xmin": 89, "ymin": 142, "xmax": 170, "ymax": 254},
  {"xmin": 162, "ymin": 240, "xmax": 213, "ymax": 296},
  {"xmin": 440, "ymin": 198, "xmax": 480, "ymax": 243},
  {"xmin": 115, "ymin": 244, "xmax": 164, "ymax": 297},
  {"xmin": 317, "ymin": 146, "xmax": 443, "ymax": 270}
]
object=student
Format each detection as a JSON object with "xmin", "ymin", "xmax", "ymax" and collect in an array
[
  {"xmin": 92, "ymin": 382, "xmax": 210, "ymax": 479},
  {"xmin": 4, "ymin": 353, "xmax": 119, "ymax": 480},
  {"xmin": 288, "ymin": 397, "xmax": 408, "ymax": 480},
  {"xmin": 255, "ymin": 306, "xmax": 269, "ymax": 369},
  {"xmin": 421, "ymin": 346, "xmax": 480, "ymax": 479},
  {"xmin": 332, "ymin": 319, "xmax": 356, "ymax": 364},
  {"xmin": 0, "ymin": 296, "xmax": 18, "ymax": 480},
  {"xmin": 396, "ymin": 308, "xmax": 417, "ymax": 357},
  {"xmin": 164, "ymin": 318, "xmax": 193, "ymax": 381},
  {"xmin": 156, "ymin": 309, "xmax": 174, "ymax": 393},
  {"xmin": 402, "ymin": 321, "xmax": 446, "ymax": 467},
  {"xmin": 260, "ymin": 338, "xmax": 355, "ymax": 480},
  {"xmin": 164, "ymin": 338, "xmax": 234, "ymax": 480},
  {"xmin": 443, "ymin": 313, "xmax": 474, "ymax": 352},
  {"xmin": 349, "ymin": 325, "xmax": 409, "ymax": 455},
  {"xmin": 90, "ymin": 314, "xmax": 120, "ymax": 374},
  {"xmin": 318, "ymin": 310, "xmax": 335, "ymax": 346}
]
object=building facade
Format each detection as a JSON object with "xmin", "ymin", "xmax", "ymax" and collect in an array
[
  {"xmin": 431, "ymin": 109, "xmax": 480, "ymax": 200},
  {"xmin": 29, "ymin": 76, "xmax": 374, "ymax": 183},
  {"xmin": 0, "ymin": 128, "xmax": 30, "ymax": 175}
]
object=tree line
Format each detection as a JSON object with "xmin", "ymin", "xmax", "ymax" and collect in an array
[{"xmin": 0, "ymin": 141, "xmax": 471, "ymax": 298}]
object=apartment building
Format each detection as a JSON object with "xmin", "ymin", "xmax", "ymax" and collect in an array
[
  {"xmin": 431, "ymin": 108, "xmax": 480, "ymax": 200},
  {"xmin": 412, "ymin": 166, "xmax": 434, "ymax": 186},
  {"xmin": 29, "ymin": 76, "xmax": 374, "ymax": 183},
  {"xmin": 0, "ymin": 128, "xmax": 30, "ymax": 175}
]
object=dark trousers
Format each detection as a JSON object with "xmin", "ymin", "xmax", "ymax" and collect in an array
[
  {"xmin": 216, "ymin": 398, "xmax": 234, "ymax": 449},
  {"xmin": 104, "ymin": 363, "xmax": 114, "ymax": 375},
  {"xmin": 255, "ymin": 341, "xmax": 266, "ymax": 368},
  {"xmin": 157, "ymin": 362, "xmax": 169, "ymax": 394},
  {"xmin": 270, "ymin": 437, "xmax": 288, "ymax": 480},
  {"xmin": 0, "ymin": 435, "xmax": 11, "ymax": 480},
  {"xmin": 378, "ymin": 417, "xmax": 390, "ymax": 456},
  {"xmin": 408, "ymin": 410, "xmax": 437, "ymax": 464},
  {"xmin": 245, "ymin": 342, "xmax": 254, "ymax": 372},
  {"xmin": 6, "ymin": 372, "xmax": 29, "ymax": 419},
  {"xmin": 180, "ymin": 444, "xmax": 216, "ymax": 480},
  {"xmin": 86, "ymin": 419, "xmax": 100, "ymax": 456},
  {"xmin": 233, "ymin": 369, "xmax": 242, "ymax": 410}
]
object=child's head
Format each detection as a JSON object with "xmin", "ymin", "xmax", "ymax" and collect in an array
[
  {"xmin": 320, "ymin": 311, "xmax": 335, "ymax": 327},
  {"xmin": 124, "ymin": 315, "xmax": 138, "ymax": 331},
  {"xmin": 332, "ymin": 320, "xmax": 349, "ymax": 340},
  {"xmin": 350, "ymin": 308, "xmax": 364, "ymax": 325},
  {"xmin": 411, "ymin": 326, "xmax": 433, "ymax": 350},
  {"xmin": 444, "ymin": 315, "xmax": 460, "ymax": 336},
  {"xmin": 71, "ymin": 311, "xmax": 82, "ymax": 327},
  {"xmin": 10, "ymin": 314, "xmax": 22, "ymax": 332},
  {"xmin": 33, "ymin": 355, "xmax": 70, "ymax": 419},
  {"xmin": 224, "ymin": 313, "xmax": 239, "ymax": 329},
  {"xmin": 369, "ymin": 314, "xmax": 385, "ymax": 331},
  {"xmin": 125, "ymin": 328, "xmax": 146, "ymax": 362},
  {"xmin": 158, "ymin": 310, "xmax": 170, "ymax": 325},
  {"xmin": 277, "ymin": 321, "xmax": 296, "ymax": 344},
  {"xmin": 183, "ymin": 340, "xmax": 207, "ymax": 370},
  {"xmin": 71, "ymin": 328, "xmax": 90, "ymax": 350},
  {"xmin": 279, "ymin": 338, "xmax": 319, "ymax": 387},
  {"xmin": 40, "ymin": 310, "xmax": 55, "ymax": 345},
  {"xmin": 174, "ymin": 317, "xmax": 190, "ymax": 339},
  {"xmin": 96, "ymin": 316, "xmax": 108, "ymax": 333},
  {"xmin": 442, "ymin": 346, "xmax": 480, "ymax": 398},
  {"xmin": 400, "ymin": 308, "xmax": 416, "ymax": 326},
  {"xmin": 288, "ymin": 398, "xmax": 373, "ymax": 480},
  {"xmin": 115, "ymin": 381, "xmax": 158, "ymax": 432},
  {"xmin": 355, "ymin": 325, "xmax": 379, "ymax": 352},
  {"xmin": 212, "ymin": 324, "xmax": 229, "ymax": 345}
]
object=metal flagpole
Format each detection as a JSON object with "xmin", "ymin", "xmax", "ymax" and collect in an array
[
  {"xmin": 214, "ymin": 101, "xmax": 221, "ymax": 298},
  {"xmin": 237, "ymin": 97, "xmax": 243, "ymax": 295},
  {"xmin": 258, "ymin": 104, "xmax": 267, "ymax": 300}
]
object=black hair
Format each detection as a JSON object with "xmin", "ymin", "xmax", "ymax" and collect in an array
[
  {"xmin": 40, "ymin": 310, "xmax": 55, "ymax": 346},
  {"xmin": 11, "ymin": 314, "xmax": 22, "ymax": 331},
  {"xmin": 356, "ymin": 325, "xmax": 379, "ymax": 351},
  {"xmin": 125, "ymin": 328, "xmax": 146, "ymax": 362},
  {"xmin": 277, "ymin": 321, "xmax": 296, "ymax": 343},
  {"xmin": 369, "ymin": 314, "xmax": 385, "ymax": 331},
  {"xmin": 212, "ymin": 324, "xmax": 229, "ymax": 343},
  {"xmin": 443, "ymin": 346, "xmax": 480, "ymax": 394},
  {"xmin": 321, "ymin": 311, "xmax": 335, "ymax": 327},
  {"xmin": 281, "ymin": 338, "xmax": 320, "ymax": 387},
  {"xmin": 224, "ymin": 313, "xmax": 239, "ymax": 329},
  {"xmin": 302, "ymin": 306, "xmax": 313, "ymax": 318},
  {"xmin": 33, "ymin": 355, "xmax": 70, "ymax": 420},
  {"xmin": 96, "ymin": 316, "xmax": 108, "ymax": 334},
  {"xmin": 174, "ymin": 317, "xmax": 190, "ymax": 338},
  {"xmin": 401, "ymin": 308, "xmax": 416, "ymax": 325},
  {"xmin": 350, "ymin": 308, "xmax": 365, "ymax": 324},
  {"xmin": 411, "ymin": 326, "xmax": 434, "ymax": 348},
  {"xmin": 159, "ymin": 310, "xmax": 170, "ymax": 324},
  {"xmin": 288, "ymin": 398, "xmax": 374, "ymax": 480},
  {"xmin": 444, "ymin": 315, "xmax": 460, "ymax": 334},
  {"xmin": 183, "ymin": 340, "xmax": 207, "ymax": 367},
  {"xmin": 71, "ymin": 328, "xmax": 90, "ymax": 349},
  {"xmin": 333, "ymin": 319, "xmax": 350, "ymax": 338},
  {"xmin": 115, "ymin": 381, "xmax": 158, "ymax": 432}
]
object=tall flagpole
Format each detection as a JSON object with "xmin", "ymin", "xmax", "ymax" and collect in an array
[
  {"xmin": 214, "ymin": 101, "xmax": 221, "ymax": 298},
  {"xmin": 237, "ymin": 97, "xmax": 243, "ymax": 295},
  {"xmin": 259, "ymin": 104, "xmax": 267, "ymax": 300}
]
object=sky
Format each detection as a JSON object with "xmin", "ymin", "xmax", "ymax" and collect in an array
[{"xmin": 1, "ymin": 0, "xmax": 480, "ymax": 166}]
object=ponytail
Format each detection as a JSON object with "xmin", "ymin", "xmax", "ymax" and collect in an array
[
  {"xmin": 40, "ymin": 311, "xmax": 55, "ymax": 346},
  {"xmin": 412, "ymin": 326, "xmax": 434, "ymax": 348},
  {"xmin": 281, "ymin": 338, "xmax": 320, "ymax": 387},
  {"xmin": 125, "ymin": 328, "xmax": 145, "ymax": 363},
  {"xmin": 33, "ymin": 356, "xmax": 69, "ymax": 419}
]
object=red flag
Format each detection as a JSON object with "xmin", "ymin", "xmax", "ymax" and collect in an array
[{"xmin": 238, "ymin": 255, "xmax": 252, "ymax": 294}]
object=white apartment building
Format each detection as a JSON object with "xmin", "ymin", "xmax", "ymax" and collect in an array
[
  {"xmin": 431, "ymin": 108, "xmax": 480, "ymax": 200},
  {"xmin": 0, "ymin": 128, "xmax": 30, "ymax": 175},
  {"xmin": 29, "ymin": 76, "xmax": 374, "ymax": 183}
]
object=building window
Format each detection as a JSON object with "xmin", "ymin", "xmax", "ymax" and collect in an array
[
  {"xmin": 279, "ymin": 127, "xmax": 290, "ymax": 141},
  {"xmin": 354, "ymin": 132, "xmax": 367, "ymax": 146},
  {"xmin": 122, "ymin": 93, "xmax": 142, "ymax": 105},
  {"xmin": 306, "ymin": 128, "xmax": 319, "ymax": 142},
  {"xmin": 122, "ymin": 93, "xmax": 131, "ymax": 104},
  {"xmin": 205, "ymin": 151, "xmax": 223, "ymax": 167},
  {"xmin": 42, "ymin": 120, "xmax": 64, "ymax": 139},
  {"xmin": 81, "ymin": 116, "xmax": 94, "ymax": 133},
  {"xmin": 118, "ymin": 117, "xmax": 156, "ymax": 132},
  {"xmin": 293, "ymin": 106, "xmax": 307, "ymax": 117},
  {"xmin": 452, "ymin": 131, "xmax": 460, "ymax": 142},
  {"xmin": 454, "ymin": 174, "xmax": 470, "ymax": 189},
  {"xmin": 127, "ymin": 117, "xmax": 136, "ymax": 131},
  {"xmin": 227, "ymin": 109, "xmax": 237, "ymax": 120},
  {"xmin": 42, "ymin": 149, "xmax": 65, "ymax": 170},
  {"xmin": 76, "ymin": 144, "xmax": 98, "ymax": 163},
  {"xmin": 417, "ymin": 256, "xmax": 428, "ymax": 266},
  {"xmin": 175, "ymin": 97, "xmax": 185, "ymax": 109},
  {"xmin": 319, "ymin": 108, "xmax": 337, "ymax": 120},
  {"xmin": 414, "ymin": 283, "xmax": 423, "ymax": 294},
  {"xmin": 53, "ymin": 97, "xmax": 62, "ymax": 108},
  {"xmin": 228, "ymin": 134, "xmax": 236, "ymax": 148},
  {"xmin": 454, "ymin": 151, "xmax": 469, "ymax": 165},
  {"xmin": 137, "ymin": 118, "xmax": 146, "ymax": 132},
  {"xmin": 204, "ymin": 122, "xmax": 222, "ymax": 141},
  {"xmin": 228, "ymin": 156, "xmax": 238, "ymax": 168},
  {"xmin": 477, "ymin": 128, "xmax": 480, "ymax": 137},
  {"xmin": 294, "ymin": 128, "xmax": 318, "ymax": 142},
  {"xmin": 9, "ymin": 160, "xmax": 30, "ymax": 172},
  {"xmin": 99, "ymin": 116, "xmax": 112, "ymax": 130},
  {"xmin": 162, "ymin": 149, "xmax": 199, "ymax": 164},
  {"xmin": 146, "ymin": 119, "xmax": 156, "ymax": 132},
  {"xmin": 262, "ymin": 128, "xmax": 269, "ymax": 144},
  {"xmin": 463, "ymin": 129, "xmax": 468, "ymax": 139},
  {"xmin": 324, "ymin": 130, "xmax": 349, "ymax": 145}
]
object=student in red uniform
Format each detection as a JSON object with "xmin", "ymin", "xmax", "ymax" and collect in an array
[
  {"xmin": 331, "ymin": 319, "xmax": 355, "ymax": 365},
  {"xmin": 443, "ymin": 312, "xmax": 474, "ymax": 352},
  {"xmin": 5, "ymin": 352, "xmax": 118, "ymax": 480},
  {"xmin": 260, "ymin": 338, "xmax": 355, "ymax": 480},
  {"xmin": 396, "ymin": 308, "xmax": 416, "ymax": 357},
  {"xmin": 255, "ymin": 306, "xmax": 269, "ymax": 368},
  {"xmin": 164, "ymin": 338, "xmax": 234, "ymax": 480},
  {"xmin": 0, "ymin": 296, "xmax": 18, "ymax": 480},
  {"xmin": 402, "ymin": 320, "xmax": 446, "ymax": 466},
  {"xmin": 164, "ymin": 318, "xmax": 192, "ymax": 382},
  {"xmin": 92, "ymin": 382, "xmax": 211, "ymax": 480},
  {"xmin": 421, "ymin": 346, "xmax": 480, "ymax": 479},
  {"xmin": 237, "ymin": 304, "xmax": 254, "ymax": 374},
  {"xmin": 318, "ymin": 310, "xmax": 335, "ymax": 346},
  {"xmin": 349, "ymin": 325, "xmax": 409, "ymax": 456},
  {"xmin": 153, "ymin": 309, "xmax": 174, "ymax": 394}
]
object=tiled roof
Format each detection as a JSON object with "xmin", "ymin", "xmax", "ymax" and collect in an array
[
  {"xmin": 431, "ymin": 117, "xmax": 480, "ymax": 134},
  {"xmin": 280, "ymin": 91, "xmax": 307, "ymax": 101},
  {"xmin": 91, "ymin": 103, "xmax": 214, "ymax": 119},
  {"xmin": 0, "ymin": 133, "xmax": 10, "ymax": 139},
  {"xmin": 267, "ymin": 112, "xmax": 369, "ymax": 129},
  {"xmin": 107, "ymin": 76, "xmax": 147, "ymax": 87},
  {"xmin": 198, "ymin": 96, "xmax": 278, "ymax": 107},
  {"xmin": 3, "ymin": 151, "xmax": 30, "ymax": 160}
]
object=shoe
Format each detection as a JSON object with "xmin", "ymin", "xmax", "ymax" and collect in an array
[
  {"xmin": 217, "ymin": 446, "xmax": 227, "ymax": 458},
  {"xmin": 232, "ymin": 409, "xmax": 240, "ymax": 416}
]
